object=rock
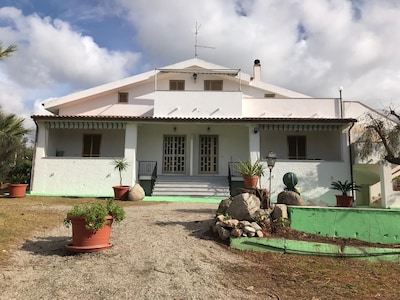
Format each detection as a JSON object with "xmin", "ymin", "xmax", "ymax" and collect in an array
[
  {"xmin": 216, "ymin": 198, "xmax": 232, "ymax": 215},
  {"xmin": 215, "ymin": 215, "xmax": 225, "ymax": 222},
  {"xmin": 271, "ymin": 204, "xmax": 288, "ymax": 221},
  {"xmin": 277, "ymin": 190, "xmax": 306, "ymax": 206},
  {"xmin": 226, "ymin": 193, "xmax": 261, "ymax": 221},
  {"xmin": 231, "ymin": 228, "xmax": 243, "ymax": 237},
  {"xmin": 243, "ymin": 225, "xmax": 256, "ymax": 234},
  {"xmin": 127, "ymin": 184, "xmax": 145, "ymax": 201},
  {"xmin": 223, "ymin": 219, "xmax": 240, "ymax": 228},
  {"xmin": 250, "ymin": 222, "xmax": 262, "ymax": 231},
  {"xmin": 256, "ymin": 230, "xmax": 264, "ymax": 237},
  {"xmin": 239, "ymin": 220, "xmax": 251, "ymax": 227},
  {"xmin": 217, "ymin": 225, "xmax": 231, "ymax": 240}
]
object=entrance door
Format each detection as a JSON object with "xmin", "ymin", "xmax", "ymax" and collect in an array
[
  {"xmin": 163, "ymin": 135, "xmax": 186, "ymax": 174},
  {"xmin": 199, "ymin": 135, "xmax": 218, "ymax": 174}
]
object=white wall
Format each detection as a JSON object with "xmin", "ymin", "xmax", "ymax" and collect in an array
[
  {"xmin": 47, "ymin": 128, "xmax": 125, "ymax": 157},
  {"xmin": 260, "ymin": 130, "xmax": 343, "ymax": 161},
  {"xmin": 153, "ymin": 91, "xmax": 242, "ymax": 117},
  {"xmin": 243, "ymin": 98, "xmax": 340, "ymax": 118}
]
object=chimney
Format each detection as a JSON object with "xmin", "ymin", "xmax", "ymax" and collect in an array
[{"xmin": 253, "ymin": 59, "xmax": 261, "ymax": 81}]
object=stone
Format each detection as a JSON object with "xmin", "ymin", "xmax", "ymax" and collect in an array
[
  {"xmin": 127, "ymin": 183, "xmax": 145, "ymax": 201},
  {"xmin": 217, "ymin": 225, "xmax": 231, "ymax": 240},
  {"xmin": 243, "ymin": 226, "xmax": 256, "ymax": 234},
  {"xmin": 215, "ymin": 215, "xmax": 225, "ymax": 222},
  {"xmin": 223, "ymin": 219, "xmax": 240, "ymax": 228},
  {"xmin": 239, "ymin": 220, "xmax": 251, "ymax": 227},
  {"xmin": 277, "ymin": 190, "xmax": 306, "ymax": 206},
  {"xmin": 247, "ymin": 231, "xmax": 256, "ymax": 237},
  {"xmin": 226, "ymin": 193, "xmax": 261, "ymax": 221},
  {"xmin": 271, "ymin": 204, "xmax": 288, "ymax": 221},
  {"xmin": 231, "ymin": 228, "xmax": 243, "ymax": 237},
  {"xmin": 256, "ymin": 230, "xmax": 264, "ymax": 237},
  {"xmin": 216, "ymin": 198, "xmax": 232, "ymax": 215},
  {"xmin": 250, "ymin": 222, "xmax": 262, "ymax": 231}
]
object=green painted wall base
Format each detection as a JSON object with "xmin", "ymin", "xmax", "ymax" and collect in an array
[
  {"xmin": 230, "ymin": 237, "xmax": 400, "ymax": 263},
  {"xmin": 287, "ymin": 206, "xmax": 400, "ymax": 244}
]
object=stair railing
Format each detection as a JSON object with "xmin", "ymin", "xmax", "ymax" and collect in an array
[{"xmin": 138, "ymin": 161, "xmax": 157, "ymax": 194}]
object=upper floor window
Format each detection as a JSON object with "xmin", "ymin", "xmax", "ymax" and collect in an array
[
  {"xmin": 204, "ymin": 80, "xmax": 223, "ymax": 91},
  {"xmin": 118, "ymin": 92, "xmax": 128, "ymax": 103},
  {"xmin": 83, "ymin": 134, "xmax": 101, "ymax": 157},
  {"xmin": 288, "ymin": 135, "xmax": 306, "ymax": 160},
  {"xmin": 169, "ymin": 80, "xmax": 185, "ymax": 90}
]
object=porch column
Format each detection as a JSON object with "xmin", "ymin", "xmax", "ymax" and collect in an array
[
  {"xmin": 249, "ymin": 125, "xmax": 260, "ymax": 161},
  {"xmin": 380, "ymin": 161, "xmax": 398, "ymax": 208},
  {"xmin": 30, "ymin": 121, "xmax": 48, "ymax": 193},
  {"xmin": 125, "ymin": 123, "xmax": 137, "ymax": 185}
]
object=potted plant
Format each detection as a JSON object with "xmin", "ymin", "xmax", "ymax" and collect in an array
[
  {"xmin": 64, "ymin": 199, "xmax": 125, "ymax": 252},
  {"xmin": 330, "ymin": 180, "xmax": 361, "ymax": 207},
  {"xmin": 112, "ymin": 158, "xmax": 130, "ymax": 200},
  {"xmin": 7, "ymin": 160, "xmax": 31, "ymax": 198},
  {"xmin": 235, "ymin": 159, "xmax": 265, "ymax": 188}
]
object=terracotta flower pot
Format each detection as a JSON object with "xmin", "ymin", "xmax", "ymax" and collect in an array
[
  {"xmin": 335, "ymin": 195, "xmax": 354, "ymax": 207},
  {"xmin": 112, "ymin": 185, "xmax": 131, "ymax": 200},
  {"xmin": 243, "ymin": 176, "xmax": 259, "ymax": 188},
  {"xmin": 7, "ymin": 183, "xmax": 28, "ymax": 198},
  {"xmin": 66, "ymin": 215, "xmax": 113, "ymax": 253}
]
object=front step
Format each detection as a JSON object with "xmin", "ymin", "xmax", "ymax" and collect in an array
[{"xmin": 152, "ymin": 175, "xmax": 230, "ymax": 197}]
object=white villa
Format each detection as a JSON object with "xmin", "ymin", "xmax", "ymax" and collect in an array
[{"xmin": 30, "ymin": 58, "xmax": 400, "ymax": 207}]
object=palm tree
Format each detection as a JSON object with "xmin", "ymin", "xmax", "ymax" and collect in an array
[
  {"xmin": 0, "ymin": 109, "xmax": 31, "ymax": 184},
  {"xmin": 0, "ymin": 42, "xmax": 17, "ymax": 60}
]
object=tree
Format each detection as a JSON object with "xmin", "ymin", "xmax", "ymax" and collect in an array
[
  {"xmin": 358, "ymin": 108, "xmax": 400, "ymax": 165},
  {"xmin": 0, "ymin": 42, "xmax": 17, "ymax": 60},
  {"xmin": 0, "ymin": 109, "xmax": 31, "ymax": 184}
]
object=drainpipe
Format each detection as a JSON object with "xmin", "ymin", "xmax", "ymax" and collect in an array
[{"xmin": 348, "ymin": 121, "xmax": 355, "ymax": 198}]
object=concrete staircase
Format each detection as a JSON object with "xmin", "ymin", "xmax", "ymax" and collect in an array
[{"xmin": 151, "ymin": 175, "xmax": 230, "ymax": 197}]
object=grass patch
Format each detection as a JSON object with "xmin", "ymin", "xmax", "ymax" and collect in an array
[{"xmin": 0, "ymin": 195, "xmax": 160, "ymax": 265}]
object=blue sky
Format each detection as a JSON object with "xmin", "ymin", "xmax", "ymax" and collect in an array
[{"xmin": 1, "ymin": 0, "xmax": 400, "ymax": 129}]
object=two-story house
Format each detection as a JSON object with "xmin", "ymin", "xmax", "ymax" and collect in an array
[{"xmin": 30, "ymin": 58, "xmax": 399, "ymax": 207}]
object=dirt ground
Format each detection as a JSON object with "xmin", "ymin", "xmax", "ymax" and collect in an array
[{"xmin": 1, "ymin": 202, "xmax": 400, "ymax": 300}]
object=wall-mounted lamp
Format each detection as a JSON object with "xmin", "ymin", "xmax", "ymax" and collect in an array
[
  {"xmin": 173, "ymin": 126, "xmax": 177, "ymax": 132},
  {"xmin": 207, "ymin": 126, "xmax": 210, "ymax": 132},
  {"xmin": 253, "ymin": 127, "xmax": 259, "ymax": 134},
  {"xmin": 193, "ymin": 73, "xmax": 198, "ymax": 82}
]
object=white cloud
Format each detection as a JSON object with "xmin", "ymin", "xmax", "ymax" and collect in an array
[{"xmin": 0, "ymin": 6, "xmax": 141, "ymax": 116}]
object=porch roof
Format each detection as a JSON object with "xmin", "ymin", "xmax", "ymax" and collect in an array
[{"xmin": 32, "ymin": 114, "xmax": 356, "ymax": 124}]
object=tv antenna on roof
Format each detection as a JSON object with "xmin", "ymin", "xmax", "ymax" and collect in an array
[{"xmin": 194, "ymin": 22, "xmax": 215, "ymax": 58}]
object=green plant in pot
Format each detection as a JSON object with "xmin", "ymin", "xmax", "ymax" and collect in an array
[
  {"xmin": 330, "ymin": 180, "xmax": 361, "ymax": 207},
  {"xmin": 7, "ymin": 160, "xmax": 31, "ymax": 198},
  {"xmin": 235, "ymin": 159, "xmax": 265, "ymax": 188},
  {"xmin": 64, "ymin": 199, "xmax": 125, "ymax": 252},
  {"xmin": 112, "ymin": 158, "xmax": 131, "ymax": 200}
]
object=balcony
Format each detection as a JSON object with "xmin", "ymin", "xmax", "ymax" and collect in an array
[{"xmin": 154, "ymin": 91, "xmax": 242, "ymax": 118}]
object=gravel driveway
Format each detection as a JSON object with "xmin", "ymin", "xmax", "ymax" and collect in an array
[{"xmin": 0, "ymin": 202, "xmax": 259, "ymax": 300}]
